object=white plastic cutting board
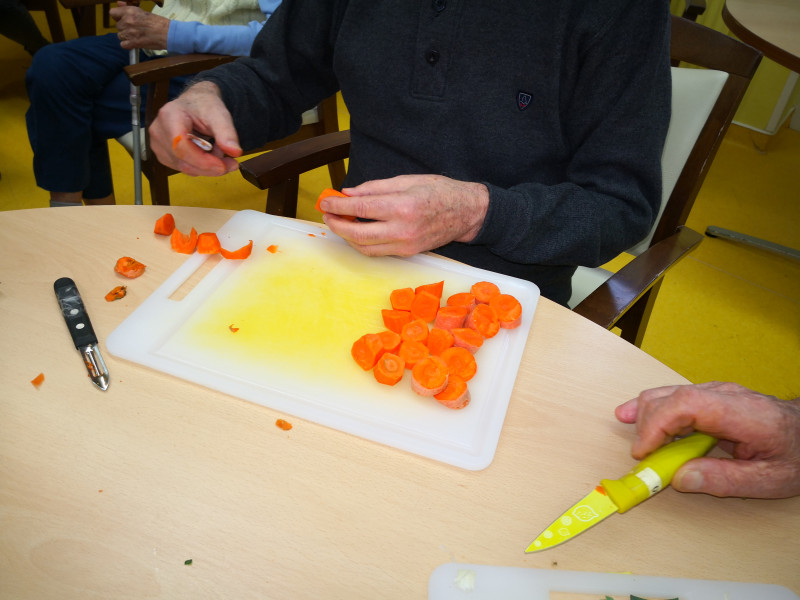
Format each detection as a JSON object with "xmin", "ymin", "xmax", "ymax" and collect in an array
[
  {"xmin": 429, "ymin": 564, "xmax": 799, "ymax": 599},
  {"xmin": 107, "ymin": 210, "xmax": 539, "ymax": 470}
]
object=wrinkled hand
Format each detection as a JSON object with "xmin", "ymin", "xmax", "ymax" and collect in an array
[
  {"xmin": 149, "ymin": 81, "xmax": 242, "ymax": 177},
  {"xmin": 616, "ymin": 381, "xmax": 800, "ymax": 499},
  {"xmin": 111, "ymin": 1, "xmax": 170, "ymax": 50},
  {"xmin": 319, "ymin": 175, "xmax": 489, "ymax": 257}
]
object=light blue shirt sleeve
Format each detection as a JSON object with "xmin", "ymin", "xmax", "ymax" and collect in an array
[{"xmin": 166, "ymin": 0, "xmax": 281, "ymax": 56}]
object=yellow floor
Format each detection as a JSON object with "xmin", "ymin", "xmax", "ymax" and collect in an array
[{"xmin": 2, "ymin": 8, "xmax": 799, "ymax": 398}]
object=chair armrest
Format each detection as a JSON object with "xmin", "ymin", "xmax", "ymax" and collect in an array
[
  {"xmin": 573, "ymin": 226, "xmax": 703, "ymax": 330},
  {"xmin": 59, "ymin": 0, "xmax": 113, "ymax": 8},
  {"xmin": 239, "ymin": 130, "xmax": 351, "ymax": 190},
  {"xmin": 682, "ymin": 0, "xmax": 706, "ymax": 21},
  {"xmin": 123, "ymin": 54, "xmax": 236, "ymax": 86}
]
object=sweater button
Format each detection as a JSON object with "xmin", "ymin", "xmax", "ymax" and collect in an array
[
  {"xmin": 432, "ymin": 0, "xmax": 446, "ymax": 12},
  {"xmin": 425, "ymin": 49, "xmax": 440, "ymax": 65}
]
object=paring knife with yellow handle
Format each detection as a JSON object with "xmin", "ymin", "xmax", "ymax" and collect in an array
[{"xmin": 525, "ymin": 432, "xmax": 717, "ymax": 553}]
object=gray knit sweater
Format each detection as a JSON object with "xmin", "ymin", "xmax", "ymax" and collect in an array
[{"xmin": 198, "ymin": 0, "xmax": 672, "ymax": 304}]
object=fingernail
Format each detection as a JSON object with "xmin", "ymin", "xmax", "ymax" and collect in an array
[{"xmin": 676, "ymin": 469, "xmax": 704, "ymax": 492}]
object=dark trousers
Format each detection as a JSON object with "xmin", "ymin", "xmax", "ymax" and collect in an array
[{"xmin": 25, "ymin": 33, "xmax": 188, "ymax": 198}]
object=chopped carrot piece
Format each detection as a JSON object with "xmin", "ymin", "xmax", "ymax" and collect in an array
[
  {"xmin": 275, "ymin": 419, "xmax": 292, "ymax": 431},
  {"xmin": 471, "ymin": 281, "xmax": 500, "ymax": 304},
  {"xmin": 451, "ymin": 328, "xmax": 484, "ymax": 353},
  {"xmin": 398, "ymin": 340, "xmax": 429, "ymax": 370},
  {"xmin": 467, "ymin": 303, "xmax": 500, "ymax": 338},
  {"xmin": 170, "ymin": 226, "xmax": 198, "ymax": 254},
  {"xmin": 172, "ymin": 134, "xmax": 183, "ymax": 151},
  {"xmin": 315, "ymin": 188, "xmax": 356, "ymax": 221},
  {"xmin": 415, "ymin": 281, "xmax": 444, "ymax": 299},
  {"xmin": 351, "ymin": 333, "xmax": 385, "ymax": 371},
  {"xmin": 267, "ymin": 244, "xmax": 279, "ymax": 253},
  {"xmin": 434, "ymin": 375, "xmax": 471, "ymax": 409},
  {"xmin": 197, "ymin": 232, "xmax": 221, "ymax": 254},
  {"xmin": 377, "ymin": 330, "xmax": 402, "ymax": 354},
  {"xmin": 229, "ymin": 324, "xmax": 240, "ymax": 333},
  {"xmin": 381, "ymin": 309, "xmax": 412, "ymax": 334},
  {"xmin": 410, "ymin": 290, "xmax": 440, "ymax": 322},
  {"xmin": 440, "ymin": 346, "xmax": 478, "ymax": 381},
  {"xmin": 373, "ymin": 352, "xmax": 405, "ymax": 386},
  {"xmin": 446, "ymin": 292, "xmax": 476, "ymax": 312},
  {"xmin": 433, "ymin": 305, "xmax": 468, "ymax": 330},
  {"xmin": 220, "ymin": 240, "xmax": 253, "ymax": 260},
  {"xmin": 30, "ymin": 373, "xmax": 45, "ymax": 388},
  {"xmin": 104, "ymin": 285, "xmax": 127, "ymax": 302},
  {"xmin": 154, "ymin": 212, "xmax": 176, "ymax": 236},
  {"xmin": 114, "ymin": 256, "xmax": 146, "ymax": 278},
  {"xmin": 489, "ymin": 293, "xmax": 523, "ymax": 329},
  {"xmin": 400, "ymin": 318, "xmax": 429, "ymax": 344},
  {"xmin": 390, "ymin": 287, "xmax": 416, "ymax": 311},
  {"xmin": 411, "ymin": 355, "xmax": 449, "ymax": 396},
  {"xmin": 427, "ymin": 327, "xmax": 454, "ymax": 356}
]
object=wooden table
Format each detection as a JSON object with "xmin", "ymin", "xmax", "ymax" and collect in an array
[
  {"xmin": 1, "ymin": 206, "xmax": 798, "ymax": 599},
  {"xmin": 723, "ymin": 0, "xmax": 800, "ymax": 72}
]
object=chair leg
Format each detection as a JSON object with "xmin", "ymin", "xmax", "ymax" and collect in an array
[
  {"xmin": 44, "ymin": 4, "xmax": 65, "ymax": 43},
  {"xmin": 266, "ymin": 178, "xmax": 299, "ymax": 218},
  {"xmin": 327, "ymin": 159, "xmax": 346, "ymax": 191},
  {"xmin": 146, "ymin": 162, "xmax": 172, "ymax": 206}
]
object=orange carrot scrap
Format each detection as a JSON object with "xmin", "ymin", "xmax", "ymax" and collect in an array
[
  {"xmin": 446, "ymin": 292, "xmax": 476, "ymax": 312},
  {"xmin": 411, "ymin": 355, "xmax": 449, "ymax": 396},
  {"xmin": 172, "ymin": 134, "xmax": 183, "ymax": 151},
  {"xmin": 381, "ymin": 309, "xmax": 412, "ymax": 334},
  {"xmin": 390, "ymin": 287, "xmax": 416, "ymax": 311},
  {"xmin": 229, "ymin": 324, "xmax": 240, "ymax": 333},
  {"xmin": 31, "ymin": 373, "xmax": 45, "ymax": 388},
  {"xmin": 440, "ymin": 346, "xmax": 478, "ymax": 381},
  {"xmin": 433, "ymin": 305, "xmax": 468, "ymax": 330},
  {"xmin": 426, "ymin": 327, "xmax": 454, "ymax": 356},
  {"xmin": 410, "ymin": 290, "xmax": 440, "ymax": 322},
  {"xmin": 104, "ymin": 285, "xmax": 127, "ymax": 302},
  {"xmin": 434, "ymin": 375, "xmax": 471, "ymax": 409},
  {"xmin": 400, "ymin": 318, "xmax": 429, "ymax": 344},
  {"xmin": 315, "ymin": 188, "xmax": 356, "ymax": 221},
  {"xmin": 377, "ymin": 329, "xmax": 402, "ymax": 354},
  {"xmin": 114, "ymin": 256, "xmax": 146, "ymax": 278},
  {"xmin": 170, "ymin": 226, "xmax": 198, "ymax": 254},
  {"xmin": 220, "ymin": 240, "xmax": 253, "ymax": 260},
  {"xmin": 373, "ymin": 352, "xmax": 405, "ymax": 386},
  {"xmin": 197, "ymin": 232, "xmax": 222, "ymax": 254},
  {"xmin": 267, "ymin": 244, "xmax": 279, "ymax": 254},
  {"xmin": 451, "ymin": 327, "xmax": 484, "ymax": 353},
  {"xmin": 415, "ymin": 281, "xmax": 444, "ymax": 299},
  {"xmin": 466, "ymin": 303, "xmax": 500, "ymax": 338},
  {"xmin": 398, "ymin": 340, "xmax": 429, "ymax": 370},
  {"xmin": 471, "ymin": 281, "xmax": 500, "ymax": 304},
  {"xmin": 351, "ymin": 333, "xmax": 385, "ymax": 371},
  {"xmin": 154, "ymin": 212, "xmax": 176, "ymax": 236},
  {"xmin": 275, "ymin": 419, "xmax": 293, "ymax": 431},
  {"xmin": 489, "ymin": 293, "xmax": 523, "ymax": 329}
]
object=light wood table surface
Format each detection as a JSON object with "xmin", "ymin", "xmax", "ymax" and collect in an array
[
  {"xmin": 723, "ymin": 0, "xmax": 800, "ymax": 72},
  {"xmin": 1, "ymin": 206, "xmax": 798, "ymax": 599}
]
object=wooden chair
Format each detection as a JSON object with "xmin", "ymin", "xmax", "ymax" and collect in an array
[
  {"xmin": 25, "ymin": 0, "xmax": 66, "ymax": 43},
  {"xmin": 237, "ymin": 15, "xmax": 762, "ymax": 346},
  {"xmin": 58, "ymin": 0, "xmax": 113, "ymax": 38}
]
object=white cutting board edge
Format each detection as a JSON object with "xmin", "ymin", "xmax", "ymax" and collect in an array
[
  {"xmin": 107, "ymin": 210, "xmax": 540, "ymax": 471},
  {"xmin": 428, "ymin": 564, "xmax": 799, "ymax": 599}
]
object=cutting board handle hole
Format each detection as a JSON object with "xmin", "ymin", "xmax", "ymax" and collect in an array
[{"xmin": 168, "ymin": 255, "xmax": 222, "ymax": 302}]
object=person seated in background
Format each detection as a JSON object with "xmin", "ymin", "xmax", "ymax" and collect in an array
[
  {"xmin": 147, "ymin": 1, "xmax": 671, "ymax": 306},
  {"xmin": 617, "ymin": 381, "xmax": 800, "ymax": 500},
  {"xmin": 0, "ymin": 0, "xmax": 51, "ymax": 56},
  {"xmin": 25, "ymin": 0, "xmax": 281, "ymax": 208}
]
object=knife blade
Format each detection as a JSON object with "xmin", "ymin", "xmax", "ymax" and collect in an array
[
  {"xmin": 525, "ymin": 432, "xmax": 717, "ymax": 553},
  {"xmin": 54, "ymin": 277, "xmax": 110, "ymax": 391}
]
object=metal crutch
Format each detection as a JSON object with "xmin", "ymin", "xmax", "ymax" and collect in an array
[{"xmin": 129, "ymin": 45, "xmax": 143, "ymax": 205}]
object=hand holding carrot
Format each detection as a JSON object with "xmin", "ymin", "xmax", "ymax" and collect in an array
[{"xmin": 318, "ymin": 175, "xmax": 490, "ymax": 257}]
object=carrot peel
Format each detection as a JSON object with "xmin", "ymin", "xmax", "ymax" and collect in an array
[
  {"xmin": 197, "ymin": 232, "xmax": 222, "ymax": 254},
  {"xmin": 170, "ymin": 226, "xmax": 198, "ymax": 254},
  {"xmin": 114, "ymin": 256, "xmax": 146, "ymax": 278},
  {"xmin": 220, "ymin": 240, "xmax": 253, "ymax": 260},
  {"xmin": 31, "ymin": 373, "xmax": 45, "ymax": 388},
  {"xmin": 105, "ymin": 285, "xmax": 127, "ymax": 302}
]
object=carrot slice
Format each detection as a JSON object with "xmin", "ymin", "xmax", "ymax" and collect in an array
[
  {"xmin": 398, "ymin": 340, "xmax": 429, "ymax": 370},
  {"xmin": 427, "ymin": 327, "xmax": 454, "ymax": 356},
  {"xmin": 466, "ymin": 303, "xmax": 500, "ymax": 338},
  {"xmin": 411, "ymin": 355, "xmax": 449, "ymax": 396},
  {"xmin": 351, "ymin": 333, "xmax": 385, "ymax": 371},
  {"xmin": 434, "ymin": 374, "xmax": 471, "ymax": 409},
  {"xmin": 400, "ymin": 318, "xmax": 429, "ymax": 344},
  {"xmin": 30, "ymin": 373, "xmax": 45, "ymax": 388},
  {"xmin": 390, "ymin": 287, "xmax": 416, "ymax": 311},
  {"xmin": 415, "ymin": 281, "xmax": 444, "ymax": 299},
  {"xmin": 471, "ymin": 281, "xmax": 500, "ymax": 304},
  {"xmin": 489, "ymin": 293, "xmax": 523, "ymax": 329},
  {"xmin": 104, "ymin": 285, "xmax": 127, "ymax": 302},
  {"xmin": 451, "ymin": 328, "xmax": 484, "ymax": 353},
  {"xmin": 440, "ymin": 346, "xmax": 478, "ymax": 381},
  {"xmin": 373, "ymin": 352, "xmax": 405, "ymax": 386},
  {"xmin": 275, "ymin": 419, "xmax": 293, "ymax": 431},
  {"xmin": 114, "ymin": 256, "xmax": 146, "ymax": 278},
  {"xmin": 381, "ymin": 309, "xmax": 412, "ymax": 334},
  {"xmin": 410, "ymin": 290, "xmax": 440, "ymax": 322},
  {"xmin": 154, "ymin": 212, "xmax": 176, "ymax": 236},
  {"xmin": 220, "ymin": 240, "xmax": 253, "ymax": 260},
  {"xmin": 434, "ymin": 305, "xmax": 468, "ymax": 330},
  {"xmin": 378, "ymin": 329, "xmax": 402, "ymax": 354},
  {"xmin": 446, "ymin": 292, "xmax": 476, "ymax": 312},
  {"xmin": 267, "ymin": 244, "xmax": 279, "ymax": 254},
  {"xmin": 170, "ymin": 226, "xmax": 198, "ymax": 254},
  {"xmin": 315, "ymin": 188, "xmax": 356, "ymax": 221},
  {"xmin": 197, "ymin": 232, "xmax": 222, "ymax": 254}
]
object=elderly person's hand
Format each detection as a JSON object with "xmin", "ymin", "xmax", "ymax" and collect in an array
[
  {"xmin": 616, "ymin": 381, "xmax": 800, "ymax": 499},
  {"xmin": 149, "ymin": 82, "xmax": 242, "ymax": 177},
  {"xmin": 111, "ymin": 1, "xmax": 170, "ymax": 50},
  {"xmin": 319, "ymin": 175, "xmax": 490, "ymax": 257}
]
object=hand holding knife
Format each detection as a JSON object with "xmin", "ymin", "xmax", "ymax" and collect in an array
[{"xmin": 54, "ymin": 277, "xmax": 110, "ymax": 391}]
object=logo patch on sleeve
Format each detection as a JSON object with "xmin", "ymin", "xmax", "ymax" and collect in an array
[{"xmin": 517, "ymin": 91, "xmax": 532, "ymax": 111}]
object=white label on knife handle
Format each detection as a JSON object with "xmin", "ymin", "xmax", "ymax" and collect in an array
[{"xmin": 634, "ymin": 467, "xmax": 663, "ymax": 496}]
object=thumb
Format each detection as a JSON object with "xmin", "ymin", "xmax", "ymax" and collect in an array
[{"xmin": 673, "ymin": 457, "xmax": 786, "ymax": 499}]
